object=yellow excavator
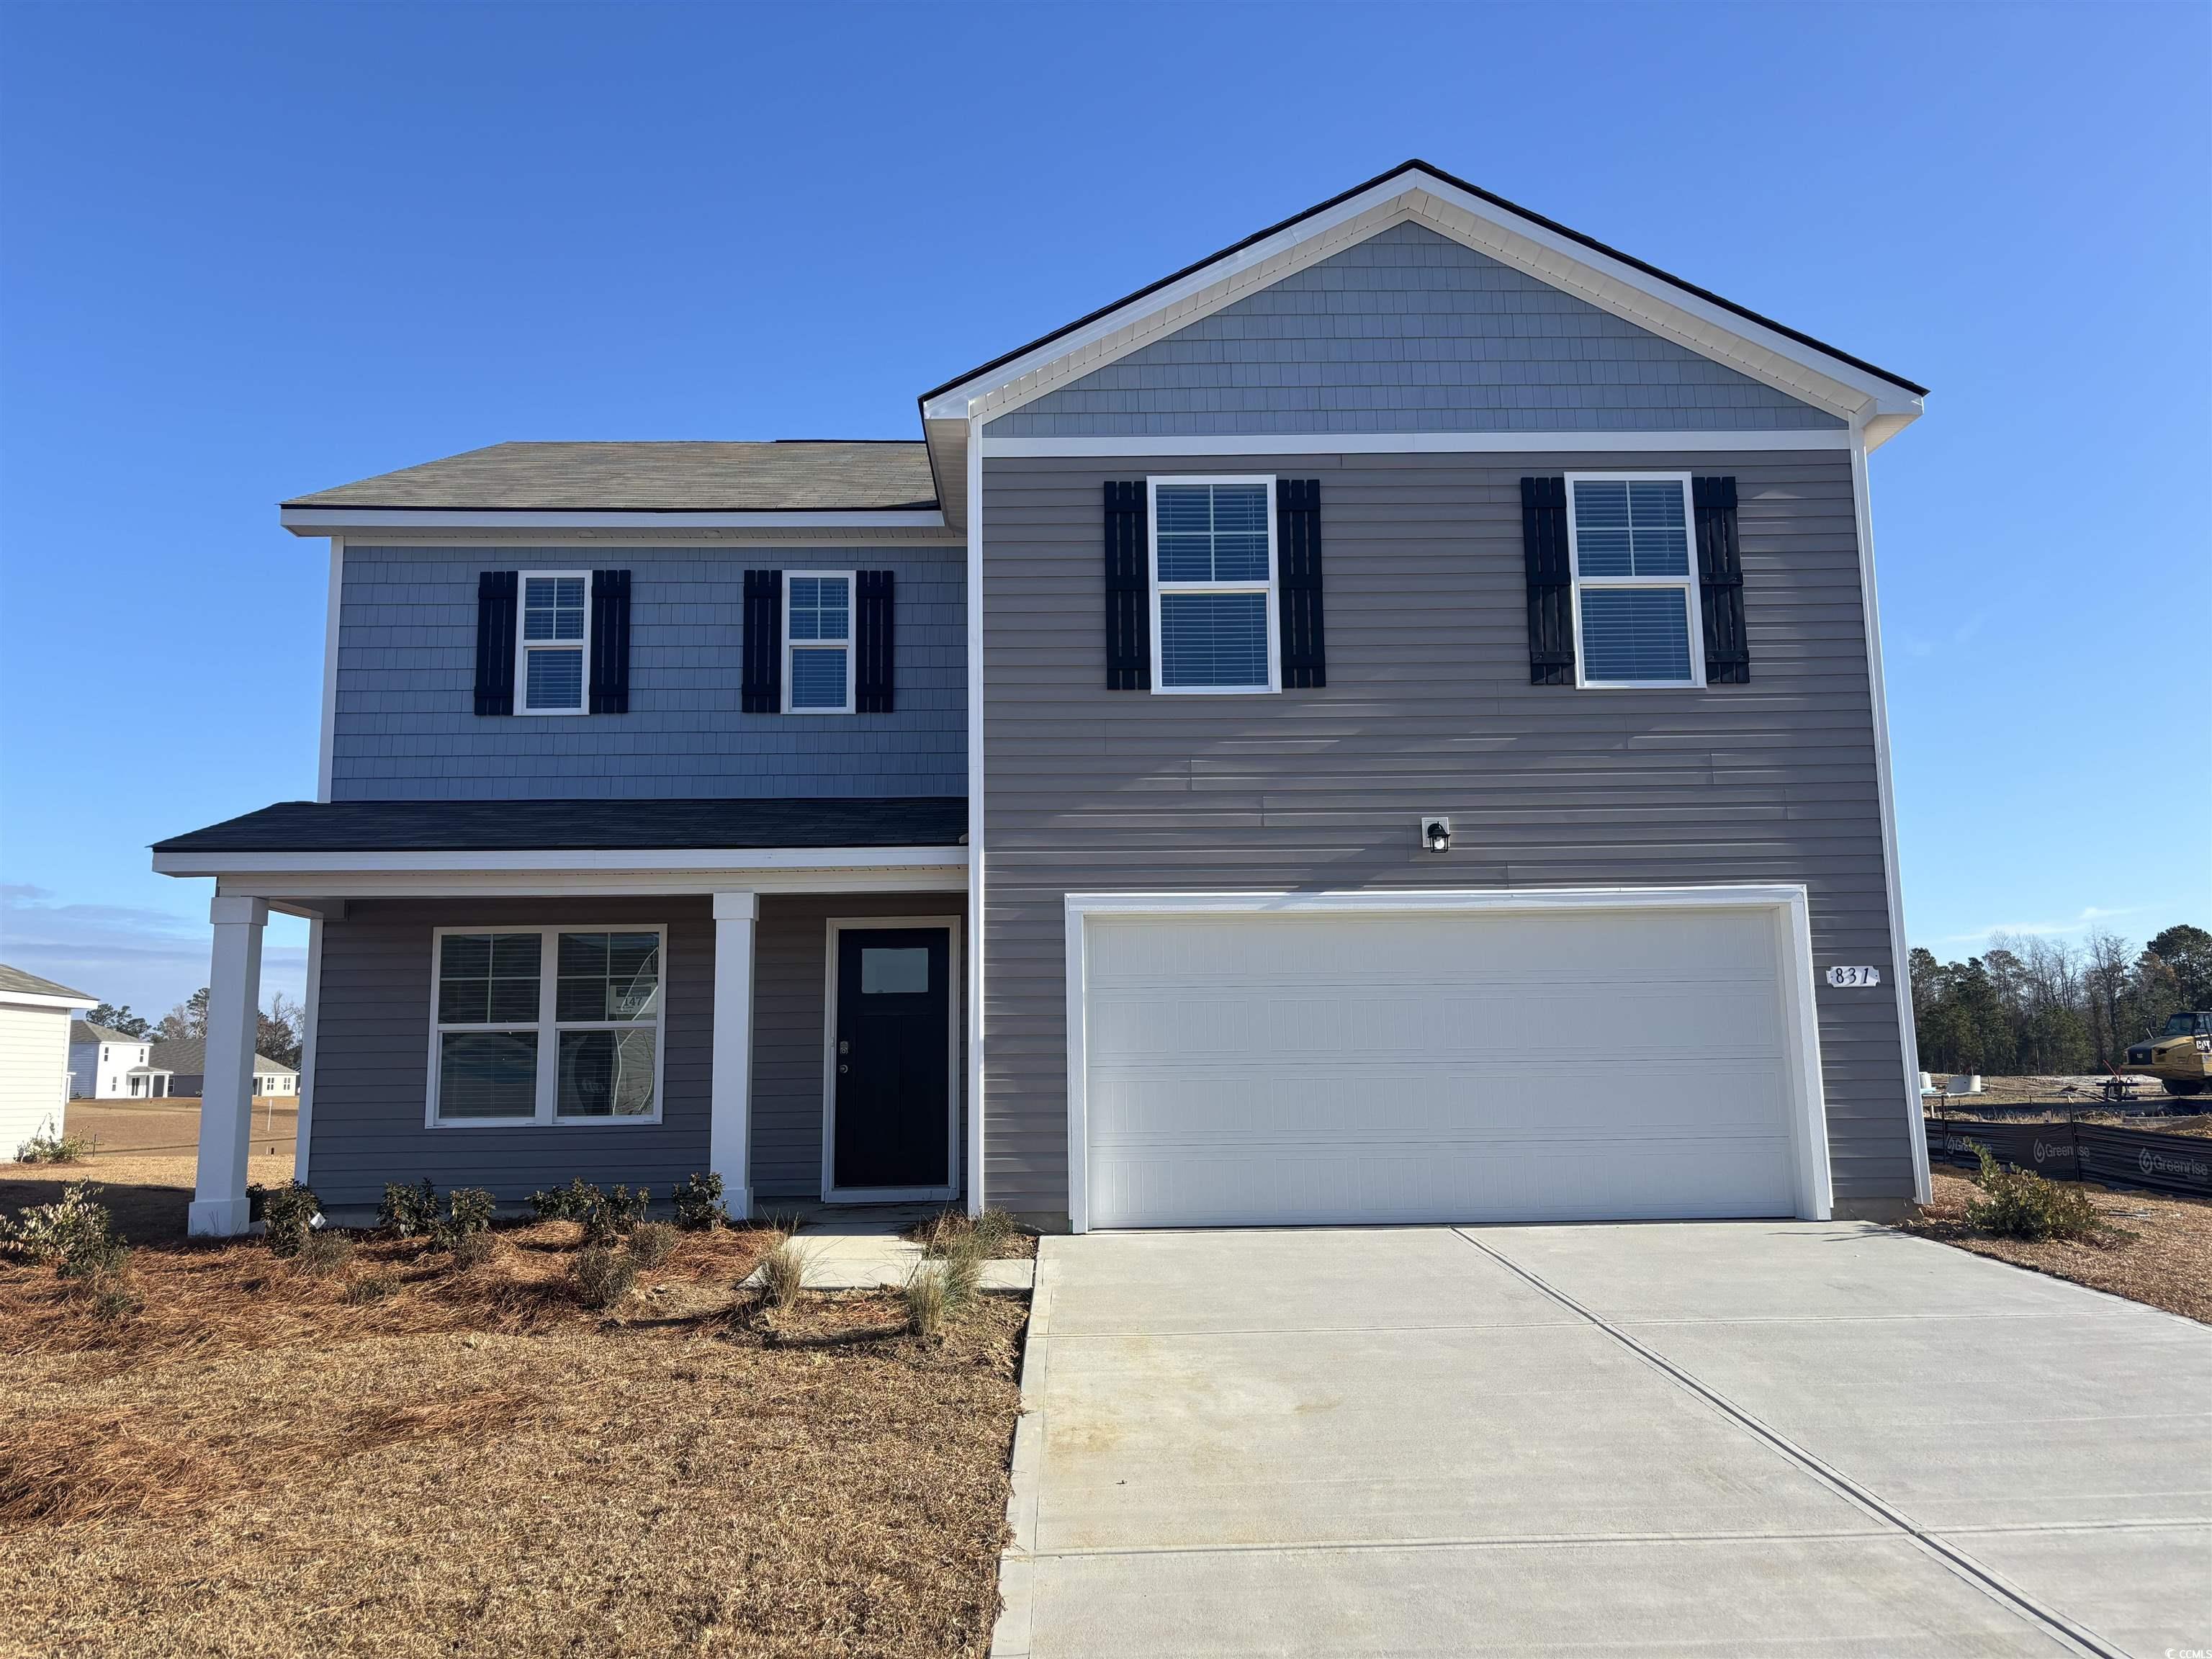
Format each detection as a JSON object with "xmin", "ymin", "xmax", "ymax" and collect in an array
[{"xmin": 2126, "ymin": 1010, "xmax": 2212, "ymax": 1097}]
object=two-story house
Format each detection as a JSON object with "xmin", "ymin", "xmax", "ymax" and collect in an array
[
  {"xmin": 68, "ymin": 1020, "xmax": 172, "ymax": 1100},
  {"xmin": 155, "ymin": 161, "xmax": 1930, "ymax": 1236}
]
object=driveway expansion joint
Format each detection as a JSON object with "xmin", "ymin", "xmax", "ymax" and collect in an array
[{"xmin": 1455, "ymin": 1229, "xmax": 2131, "ymax": 1659}]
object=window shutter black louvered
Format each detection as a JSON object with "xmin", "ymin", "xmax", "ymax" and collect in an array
[
  {"xmin": 588, "ymin": 569, "xmax": 631, "ymax": 714},
  {"xmin": 742, "ymin": 569, "xmax": 783, "ymax": 714},
  {"xmin": 1103, "ymin": 481, "xmax": 1150, "ymax": 690},
  {"xmin": 1693, "ymin": 476, "xmax": 1749, "ymax": 683},
  {"xmin": 473, "ymin": 570, "xmax": 518, "ymax": 716},
  {"xmin": 1275, "ymin": 479, "xmax": 1326, "ymax": 688},
  {"xmin": 1520, "ymin": 477, "xmax": 1573, "ymax": 686},
  {"xmin": 856, "ymin": 570, "xmax": 894, "ymax": 713}
]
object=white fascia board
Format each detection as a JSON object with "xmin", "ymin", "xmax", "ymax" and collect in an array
[
  {"xmin": 215, "ymin": 868, "xmax": 964, "ymax": 900},
  {"xmin": 280, "ymin": 507, "xmax": 947, "ymax": 536},
  {"xmin": 154, "ymin": 845, "xmax": 969, "ymax": 876},
  {"xmin": 983, "ymin": 429, "xmax": 1853, "ymax": 459},
  {"xmin": 927, "ymin": 170, "xmax": 1921, "ymax": 439},
  {"xmin": 0, "ymin": 991, "xmax": 101, "ymax": 1012}
]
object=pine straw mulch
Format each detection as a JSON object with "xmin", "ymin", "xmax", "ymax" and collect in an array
[
  {"xmin": 1900, "ymin": 1169, "xmax": 2212, "ymax": 1324},
  {"xmin": 0, "ymin": 1219, "xmax": 1027, "ymax": 1658}
]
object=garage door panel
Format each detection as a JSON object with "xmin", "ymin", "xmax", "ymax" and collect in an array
[{"xmin": 1080, "ymin": 904, "xmax": 1811, "ymax": 1229}]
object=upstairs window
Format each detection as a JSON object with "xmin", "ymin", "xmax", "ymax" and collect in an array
[
  {"xmin": 1149, "ymin": 477, "xmax": 1278, "ymax": 693},
  {"xmin": 1565, "ymin": 475, "xmax": 1704, "ymax": 688},
  {"xmin": 518, "ymin": 572, "xmax": 590, "ymax": 714},
  {"xmin": 785, "ymin": 572, "xmax": 854, "ymax": 714}
]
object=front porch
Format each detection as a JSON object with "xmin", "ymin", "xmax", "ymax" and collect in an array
[{"xmin": 148, "ymin": 797, "xmax": 971, "ymax": 1235}]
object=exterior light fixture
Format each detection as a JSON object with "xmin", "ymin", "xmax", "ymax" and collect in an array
[{"xmin": 1421, "ymin": 817, "xmax": 1452, "ymax": 854}]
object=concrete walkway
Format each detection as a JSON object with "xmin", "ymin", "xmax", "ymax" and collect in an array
[
  {"xmin": 994, "ymin": 1223, "xmax": 2211, "ymax": 1658},
  {"xmin": 740, "ymin": 1205, "xmax": 1034, "ymax": 1292}
]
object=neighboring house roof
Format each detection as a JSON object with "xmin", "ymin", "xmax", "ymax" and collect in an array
[
  {"xmin": 152, "ymin": 796, "xmax": 969, "ymax": 855},
  {"xmin": 0, "ymin": 963, "xmax": 96, "ymax": 1004},
  {"xmin": 150, "ymin": 1038, "xmax": 294, "ymax": 1079},
  {"xmin": 282, "ymin": 440, "xmax": 938, "ymax": 514},
  {"xmin": 71, "ymin": 1020, "xmax": 145, "ymax": 1046},
  {"xmin": 123, "ymin": 1064, "xmax": 174, "ymax": 1077}
]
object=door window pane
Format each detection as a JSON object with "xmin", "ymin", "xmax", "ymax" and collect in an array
[
  {"xmin": 439, "ymin": 932, "xmax": 542, "ymax": 1024},
  {"xmin": 1160, "ymin": 591, "xmax": 1269, "ymax": 688},
  {"xmin": 1579, "ymin": 588, "xmax": 1694, "ymax": 683},
  {"xmin": 438, "ymin": 1030, "xmax": 539, "ymax": 1118},
  {"xmin": 557, "ymin": 1028, "xmax": 657, "ymax": 1118},
  {"xmin": 860, "ymin": 947, "xmax": 930, "ymax": 994},
  {"xmin": 557, "ymin": 932, "xmax": 662, "ymax": 1020}
]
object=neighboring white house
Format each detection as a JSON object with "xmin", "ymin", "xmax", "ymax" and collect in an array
[
  {"xmin": 1, "ymin": 964, "xmax": 99, "ymax": 1155},
  {"xmin": 150, "ymin": 1037, "xmax": 298, "ymax": 1100},
  {"xmin": 68, "ymin": 1020, "xmax": 174, "ymax": 1100}
]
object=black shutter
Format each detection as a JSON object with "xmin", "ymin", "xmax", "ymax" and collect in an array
[
  {"xmin": 742, "ymin": 569, "xmax": 783, "ymax": 714},
  {"xmin": 1693, "ymin": 476, "xmax": 1749, "ymax": 683},
  {"xmin": 1520, "ymin": 477, "xmax": 1573, "ymax": 685},
  {"xmin": 1276, "ymin": 479, "xmax": 1326, "ymax": 689},
  {"xmin": 1103, "ymin": 481, "xmax": 1150, "ymax": 690},
  {"xmin": 588, "ymin": 569, "xmax": 631, "ymax": 714},
  {"xmin": 856, "ymin": 570, "xmax": 894, "ymax": 713},
  {"xmin": 473, "ymin": 570, "xmax": 518, "ymax": 715}
]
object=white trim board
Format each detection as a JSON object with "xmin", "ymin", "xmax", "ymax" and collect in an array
[
  {"xmin": 281, "ymin": 507, "xmax": 946, "ymax": 536},
  {"xmin": 156, "ymin": 844, "xmax": 968, "ymax": 877},
  {"xmin": 963, "ymin": 412, "xmax": 986, "ymax": 1218},
  {"xmin": 1061, "ymin": 884, "xmax": 1835, "ymax": 1234},
  {"xmin": 316, "ymin": 537, "xmax": 343, "ymax": 803},
  {"xmin": 925, "ymin": 168, "xmax": 1921, "ymax": 446},
  {"xmin": 819, "ymin": 915, "xmax": 963, "ymax": 1204},
  {"xmin": 983, "ymin": 429, "xmax": 1853, "ymax": 459},
  {"xmin": 207, "ymin": 869, "xmax": 966, "ymax": 903},
  {"xmin": 0, "ymin": 989, "xmax": 99, "ymax": 1012}
]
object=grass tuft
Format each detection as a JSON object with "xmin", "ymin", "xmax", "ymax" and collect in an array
[
  {"xmin": 754, "ymin": 1237, "xmax": 809, "ymax": 1312},
  {"xmin": 572, "ymin": 1245, "xmax": 635, "ymax": 1310},
  {"xmin": 626, "ymin": 1221, "xmax": 676, "ymax": 1269}
]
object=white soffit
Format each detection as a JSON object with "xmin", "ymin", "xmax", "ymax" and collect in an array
[{"xmin": 922, "ymin": 174, "xmax": 1923, "ymax": 443}]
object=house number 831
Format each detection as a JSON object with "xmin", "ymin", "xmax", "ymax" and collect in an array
[{"xmin": 1826, "ymin": 966, "xmax": 1881, "ymax": 988}]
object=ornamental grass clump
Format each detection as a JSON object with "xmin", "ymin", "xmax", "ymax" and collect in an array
[
  {"xmin": 572, "ymin": 1245, "xmax": 636, "ymax": 1310},
  {"xmin": 754, "ymin": 1238, "xmax": 809, "ymax": 1313},
  {"xmin": 1964, "ymin": 1147, "xmax": 2100, "ymax": 1243},
  {"xmin": 902, "ymin": 1262, "xmax": 949, "ymax": 1341},
  {"xmin": 626, "ymin": 1221, "xmax": 676, "ymax": 1268},
  {"xmin": 296, "ymin": 1231, "xmax": 356, "ymax": 1277}
]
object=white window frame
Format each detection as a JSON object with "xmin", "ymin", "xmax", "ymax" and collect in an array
[
  {"xmin": 1564, "ymin": 472, "xmax": 1707, "ymax": 691},
  {"xmin": 426, "ymin": 923, "xmax": 667, "ymax": 1128},
  {"xmin": 1146, "ymin": 474, "xmax": 1280, "ymax": 696},
  {"xmin": 783, "ymin": 570, "xmax": 856, "ymax": 715},
  {"xmin": 515, "ymin": 570, "xmax": 592, "ymax": 716}
]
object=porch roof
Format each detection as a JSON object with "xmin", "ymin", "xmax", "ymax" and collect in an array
[{"xmin": 153, "ymin": 796, "xmax": 968, "ymax": 856}]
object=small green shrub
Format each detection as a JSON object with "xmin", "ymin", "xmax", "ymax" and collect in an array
[
  {"xmin": 1964, "ymin": 1147, "xmax": 2100, "ymax": 1242},
  {"xmin": 671, "ymin": 1172, "xmax": 727, "ymax": 1231},
  {"xmin": 3, "ymin": 1181, "xmax": 123, "ymax": 1278},
  {"xmin": 89, "ymin": 1279, "xmax": 142, "ymax": 1322},
  {"xmin": 755, "ymin": 1238, "xmax": 809, "ymax": 1311},
  {"xmin": 902, "ymin": 1262, "xmax": 948, "ymax": 1341},
  {"xmin": 378, "ymin": 1178, "xmax": 439, "ymax": 1238},
  {"xmin": 526, "ymin": 1178, "xmax": 647, "ymax": 1245},
  {"xmin": 627, "ymin": 1220, "xmax": 676, "ymax": 1268},
  {"xmin": 451, "ymin": 1228, "xmax": 496, "ymax": 1271},
  {"xmin": 345, "ymin": 1271, "xmax": 397, "ymax": 1305},
  {"xmin": 257, "ymin": 1181, "xmax": 323, "ymax": 1258},
  {"xmin": 14, "ymin": 1128, "xmax": 94, "ymax": 1165},
  {"xmin": 428, "ymin": 1187, "xmax": 498, "ymax": 1250},
  {"xmin": 572, "ymin": 1245, "xmax": 635, "ymax": 1310},
  {"xmin": 297, "ymin": 1231, "xmax": 355, "ymax": 1277}
]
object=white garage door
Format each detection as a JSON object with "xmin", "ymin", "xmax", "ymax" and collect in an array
[{"xmin": 1078, "ymin": 903, "xmax": 1815, "ymax": 1229}]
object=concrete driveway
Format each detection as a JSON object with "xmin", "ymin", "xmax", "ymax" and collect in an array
[{"xmin": 994, "ymin": 1223, "xmax": 2211, "ymax": 1658}]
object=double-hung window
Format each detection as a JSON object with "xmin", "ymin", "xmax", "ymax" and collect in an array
[
  {"xmin": 429, "ymin": 926, "xmax": 665, "ymax": 1125},
  {"xmin": 1148, "ymin": 477, "xmax": 1277, "ymax": 693},
  {"xmin": 784, "ymin": 572, "xmax": 854, "ymax": 714},
  {"xmin": 1565, "ymin": 475, "xmax": 1705, "ymax": 688},
  {"xmin": 518, "ymin": 572, "xmax": 590, "ymax": 714}
]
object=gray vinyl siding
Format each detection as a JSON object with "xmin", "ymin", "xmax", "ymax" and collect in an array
[
  {"xmin": 987, "ymin": 222, "xmax": 1843, "ymax": 439},
  {"xmin": 979, "ymin": 449, "xmax": 1911, "ymax": 1226},
  {"xmin": 330, "ymin": 543, "xmax": 965, "ymax": 801},
  {"xmin": 750, "ymin": 892, "xmax": 968, "ymax": 1201},
  {"xmin": 305, "ymin": 892, "xmax": 968, "ymax": 1210},
  {"xmin": 307, "ymin": 897, "xmax": 714, "ymax": 1208}
]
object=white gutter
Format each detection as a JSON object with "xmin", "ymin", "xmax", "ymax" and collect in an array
[{"xmin": 153, "ymin": 845, "xmax": 969, "ymax": 876}]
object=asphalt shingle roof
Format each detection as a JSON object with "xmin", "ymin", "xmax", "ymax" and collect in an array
[
  {"xmin": 0, "ymin": 964, "xmax": 94, "ymax": 1002},
  {"xmin": 150, "ymin": 1038, "xmax": 295, "ymax": 1079},
  {"xmin": 284, "ymin": 441, "xmax": 938, "ymax": 513}
]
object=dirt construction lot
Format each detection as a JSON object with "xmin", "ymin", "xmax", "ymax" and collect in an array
[{"xmin": 3, "ymin": 1101, "xmax": 295, "ymax": 1242}]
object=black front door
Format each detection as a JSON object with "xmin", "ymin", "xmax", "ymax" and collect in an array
[{"xmin": 832, "ymin": 927, "xmax": 951, "ymax": 1192}]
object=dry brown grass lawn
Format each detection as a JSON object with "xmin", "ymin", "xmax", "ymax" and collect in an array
[
  {"xmin": 0, "ymin": 1215, "xmax": 1025, "ymax": 1658},
  {"xmin": 1903, "ymin": 1168, "xmax": 2212, "ymax": 1324}
]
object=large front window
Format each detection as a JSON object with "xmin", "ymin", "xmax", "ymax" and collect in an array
[
  {"xmin": 518, "ymin": 572, "xmax": 590, "ymax": 714},
  {"xmin": 430, "ymin": 927, "xmax": 663, "ymax": 1125},
  {"xmin": 1565, "ymin": 475, "xmax": 1704, "ymax": 688},
  {"xmin": 1149, "ymin": 477, "xmax": 1277, "ymax": 693}
]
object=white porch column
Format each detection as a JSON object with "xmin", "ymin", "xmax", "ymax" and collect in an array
[
  {"xmin": 189, "ymin": 895, "xmax": 266, "ymax": 1237},
  {"xmin": 710, "ymin": 891, "xmax": 757, "ymax": 1222}
]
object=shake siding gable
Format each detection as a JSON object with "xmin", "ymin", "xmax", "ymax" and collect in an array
[
  {"xmin": 979, "ymin": 449, "xmax": 1910, "ymax": 1226},
  {"xmin": 985, "ymin": 222, "xmax": 1847, "ymax": 440},
  {"xmin": 331, "ymin": 543, "xmax": 965, "ymax": 801}
]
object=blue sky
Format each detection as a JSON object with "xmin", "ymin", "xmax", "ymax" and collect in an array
[{"xmin": 1, "ymin": 1, "xmax": 2206, "ymax": 1017}]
